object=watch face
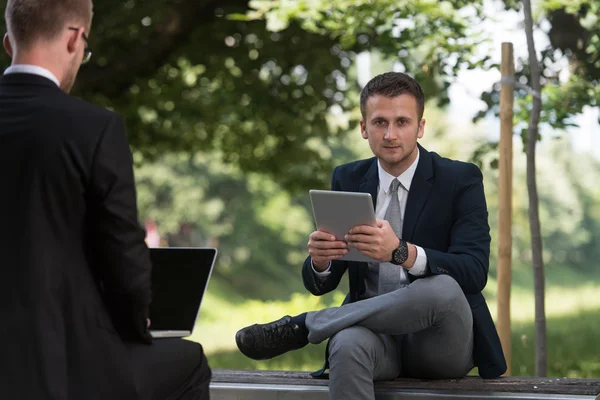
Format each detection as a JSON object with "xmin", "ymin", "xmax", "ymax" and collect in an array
[{"xmin": 393, "ymin": 241, "xmax": 409, "ymax": 264}]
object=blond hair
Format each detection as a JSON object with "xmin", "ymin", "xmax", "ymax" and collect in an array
[{"xmin": 5, "ymin": 0, "xmax": 92, "ymax": 47}]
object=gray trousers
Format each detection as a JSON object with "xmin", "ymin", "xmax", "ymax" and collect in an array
[{"xmin": 305, "ymin": 275, "xmax": 473, "ymax": 400}]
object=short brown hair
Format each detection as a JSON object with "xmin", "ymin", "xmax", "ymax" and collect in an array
[
  {"xmin": 360, "ymin": 72, "xmax": 426, "ymax": 120},
  {"xmin": 5, "ymin": 0, "xmax": 92, "ymax": 48}
]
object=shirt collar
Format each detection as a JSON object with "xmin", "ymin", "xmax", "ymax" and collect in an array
[
  {"xmin": 378, "ymin": 149, "xmax": 420, "ymax": 193},
  {"xmin": 4, "ymin": 64, "xmax": 60, "ymax": 87}
]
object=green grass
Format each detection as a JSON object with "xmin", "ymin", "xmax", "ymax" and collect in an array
[
  {"xmin": 511, "ymin": 309, "xmax": 600, "ymax": 377},
  {"xmin": 190, "ymin": 290, "xmax": 346, "ymax": 353},
  {"xmin": 188, "ymin": 274, "xmax": 600, "ymax": 378},
  {"xmin": 485, "ymin": 284, "xmax": 600, "ymax": 322}
]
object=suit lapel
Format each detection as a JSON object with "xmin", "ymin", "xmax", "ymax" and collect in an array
[
  {"xmin": 357, "ymin": 158, "xmax": 379, "ymax": 209},
  {"xmin": 402, "ymin": 145, "xmax": 434, "ymax": 241}
]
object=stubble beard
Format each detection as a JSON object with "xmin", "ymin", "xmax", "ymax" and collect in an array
[
  {"xmin": 381, "ymin": 145, "xmax": 414, "ymax": 170},
  {"xmin": 374, "ymin": 127, "xmax": 420, "ymax": 174}
]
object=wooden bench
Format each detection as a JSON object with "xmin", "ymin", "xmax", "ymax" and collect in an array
[{"xmin": 210, "ymin": 370, "xmax": 600, "ymax": 400}]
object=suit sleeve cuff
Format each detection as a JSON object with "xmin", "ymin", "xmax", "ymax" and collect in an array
[
  {"xmin": 312, "ymin": 259, "xmax": 332, "ymax": 277},
  {"xmin": 408, "ymin": 245, "xmax": 427, "ymax": 276}
]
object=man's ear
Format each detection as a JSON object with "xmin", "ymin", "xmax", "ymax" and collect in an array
[
  {"xmin": 360, "ymin": 119, "xmax": 368, "ymax": 139},
  {"xmin": 66, "ymin": 28, "xmax": 81, "ymax": 55},
  {"xmin": 417, "ymin": 118, "xmax": 426, "ymax": 139},
  {"xmin": 3, "ymin": 33, "xmax": 13, "ymax": 57}
]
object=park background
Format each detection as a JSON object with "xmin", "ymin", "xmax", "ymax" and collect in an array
[{"xmin": 1, "ymin": 0, "xmax": 598, "ymax": 377}]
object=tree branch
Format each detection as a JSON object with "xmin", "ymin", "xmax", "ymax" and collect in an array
[{"xmin": 74, "ymin": 0, "xmax": 244, "ymax": 98}]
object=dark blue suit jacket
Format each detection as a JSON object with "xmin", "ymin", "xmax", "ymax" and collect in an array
[
  {"xmin": 302, "ymin": 144, "xmax": 506, "ymax": 379},
  {"xmin": 0, "ymin": 73, "xmax": 152, "ymax": 399}
]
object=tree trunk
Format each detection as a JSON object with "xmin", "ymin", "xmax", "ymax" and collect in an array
[
  {"xmin": 522, "ymin": 0, "xmax": 547, "ymax": 377},
  {"xmin": 497, "ymin": 42, "xmax": 514, "ymax": 376}
]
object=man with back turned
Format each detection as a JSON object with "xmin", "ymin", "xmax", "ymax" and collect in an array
[{"xmin": 0, "ymin": 1, "xmax": 211, "ymax": 398}]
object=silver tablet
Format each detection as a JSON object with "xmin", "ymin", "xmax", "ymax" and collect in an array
[{"xmin": 309, "ymin": 190, "xmax": 378, "ymax": 263}]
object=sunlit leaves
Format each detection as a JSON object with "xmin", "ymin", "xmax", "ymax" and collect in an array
[
  {"xmin": 475, "ymin": 0, "xmax": 600, "ymax": 149},
  {"xmin": 0, "ymin": 0, "xmax": 505, "ymax": 191}
]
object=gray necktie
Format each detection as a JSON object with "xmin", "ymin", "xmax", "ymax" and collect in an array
[
  {"xmin": 385, "ymin": 179, "xmax": 403, "ymax": 236},
  {"xmin": 378, "ymin": 178, "xmax": 405, "ymax": 294}
]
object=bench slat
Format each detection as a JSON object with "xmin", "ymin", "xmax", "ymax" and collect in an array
[{"xmin": 212, "ymin": 370, "xmax": 600, "ymax": 396}]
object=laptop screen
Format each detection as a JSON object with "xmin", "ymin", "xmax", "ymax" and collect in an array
[{"xmin": 148, "ymin": 247, "xmax": 217, "ymax": 332}]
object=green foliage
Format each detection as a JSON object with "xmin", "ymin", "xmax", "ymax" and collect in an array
[
  {"xmin": 135, "ymin": 151, "xmax": 320, "ymax": 300},
  {"xmin": 0, "ymin": 0, "xmax": 494, "ymax": 192},
  {"xmin": 498, "ymin": 142, "xmax": 600, "ymax": 275},
  {"xmin": 243, "ymin": 0, "xmax": 492, "ymax": 108},
  {"xmin": 0, "ymin": 0, "xmax": 347, "ymax": 191},
  {"xmin": 475, "ymin": 0, "xmax": 600, "ymax": 143},
  {"xmin": 133, "ymin": 120, "xmax": 361, "ymax": 301},
  {"xmin": 421, "ymin": 123, "xmax": 600, "ymax": 279}
]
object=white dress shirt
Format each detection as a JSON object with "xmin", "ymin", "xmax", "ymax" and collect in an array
[
  {"xmin": 313, "ymin": 150, "xmax": 428, "ymax": 277},
  {"xmin": 4, "ymin": 64, "xmax": 60, "ymax": 87}
]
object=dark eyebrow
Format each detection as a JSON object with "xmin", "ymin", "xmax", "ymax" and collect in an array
[{"xmin": 370, "ymin": 114, "xmax": 415, "ymax": 123}]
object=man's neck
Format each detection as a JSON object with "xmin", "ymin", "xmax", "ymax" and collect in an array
[{"xmin": 11, "ymin": 53, "xmax": 63, "ymax": 85}]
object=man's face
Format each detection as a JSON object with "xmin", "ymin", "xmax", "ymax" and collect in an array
[{"xmin": 360, "ymin": 94, "xmax": 425, "ymax": 176}]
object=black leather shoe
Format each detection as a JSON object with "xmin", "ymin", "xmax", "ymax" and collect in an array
[{"xmin": 235, "ymin": 315, "xmax": 309, "ymax": 360}]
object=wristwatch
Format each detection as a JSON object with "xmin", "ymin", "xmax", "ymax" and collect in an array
[{"xmin": 390, "ymin": 239, "xmax": 409, "ymax": 265}]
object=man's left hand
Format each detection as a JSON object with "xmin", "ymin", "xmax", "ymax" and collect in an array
[{"xmin": 345, "ymin": 218, "xmax": 399, "ymax": 262}]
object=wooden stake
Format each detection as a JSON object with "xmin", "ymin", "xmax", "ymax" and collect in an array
[{"xmin": 498, "ymin": 42, "xmax": 514, "ymax": 376}]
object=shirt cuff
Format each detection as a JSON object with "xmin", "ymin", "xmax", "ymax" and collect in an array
[
  {"xmin": 312, "ymin": 259, "xmax": 332, "ymax": 276},
  {"xmin": 407, "ymin": 245, "xmax": 427, "ymax": 276}
]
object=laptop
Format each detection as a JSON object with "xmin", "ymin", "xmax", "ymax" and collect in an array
[{"xmin": 148, "ymin": 247, "xmax": 217, "ymax": 339}]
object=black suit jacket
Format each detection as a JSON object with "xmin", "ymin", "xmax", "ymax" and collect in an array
[
  {"xmin": 302, "ymin": 145, "xmax": 507, "ymax": 379},
  {"xmin": 0, "ymin": 73, "xmax": 153, "ymax": 399}
]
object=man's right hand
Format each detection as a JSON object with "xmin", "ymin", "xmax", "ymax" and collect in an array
[{"xmin": 308, "ymin": 230, "xmax": 348, "ymax": 272}]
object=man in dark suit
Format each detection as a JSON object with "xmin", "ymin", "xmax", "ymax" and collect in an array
[
  {"xmin": 0, "ymin": 1, "xmax": 210, "ymax": 399},
  {"xmin": 236, "ymin": 72, "xmax": 506, "ymax": 399}
]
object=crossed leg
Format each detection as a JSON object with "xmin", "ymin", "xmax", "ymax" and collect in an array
[{"xmin": 307, "ymin": 275, "xmax": 473, "ymax": 400}]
